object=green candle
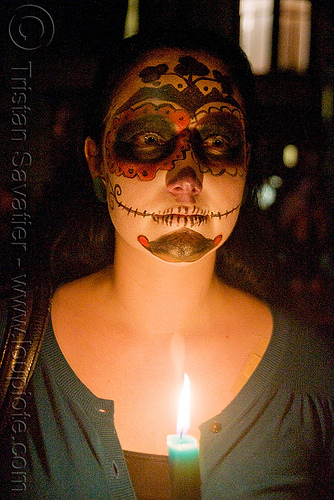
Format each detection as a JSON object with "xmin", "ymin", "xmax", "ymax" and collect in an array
[{"xmin": 167, "ymin": 374, "xmax": 201, "ymax": 499}]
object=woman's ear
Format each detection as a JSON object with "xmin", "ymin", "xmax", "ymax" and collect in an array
[{"xmin": 85, "ymin": 137, "xmax": 102, "ymax": 178}]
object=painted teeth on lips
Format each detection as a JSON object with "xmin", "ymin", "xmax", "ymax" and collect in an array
[
  {"xmin": 160, "ymin": 205, "xmax": 209, "ymax": 216},
  {"xmin": 151, "ymin": 213, "xmax": 208, "ymax": 227}
]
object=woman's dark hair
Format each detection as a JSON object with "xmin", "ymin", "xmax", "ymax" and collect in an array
[{"xmin": 51, "ymin": 28, "xmax": 277, "ymax": 301}]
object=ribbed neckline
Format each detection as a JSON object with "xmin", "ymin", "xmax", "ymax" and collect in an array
[{"xmin": 43, "ymin": 319, "xmax": 114, "ymax": 421}]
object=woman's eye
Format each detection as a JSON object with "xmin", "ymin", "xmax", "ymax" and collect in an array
[
  {"xmin": 202, "ymin": 136, "xmax": 228, "ymax": 155},
  {"xmin": 192, "ymin": 114, "xmax": 245, "ymax": 167},
  {"xmin": 133, "ymin": 133, "xmax": 166, "ymax": 148},
  {"xmin": 114, "ymin": 131, "xmax": 174, "ymax": 163}
]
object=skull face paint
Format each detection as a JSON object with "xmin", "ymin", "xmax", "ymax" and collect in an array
[
  {"xmin": 105, "ymin": 54, "xmax": 246, "ymax": 182},
  {"xmin": 105, "ymin": 104, "xmax": 191, "ymax": 180},
  {"xmin": 101, "ymin": 49, "xmax": 249, "ymax": 263}
]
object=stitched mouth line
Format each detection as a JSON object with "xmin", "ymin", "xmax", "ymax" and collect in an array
[
  {"xmin": 109, "ymin": 184, "xmax": 240, "ymax": 226},
  {"xmin": 115, "ymin": 202, "xmax": 209, "ymax": 226},
  {"xmin": 114, "ymin": 199, "xmax": 240, "ymax": 227}
]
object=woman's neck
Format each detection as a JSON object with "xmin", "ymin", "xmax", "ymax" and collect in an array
[{"xmin": 108, "ymin": 235, "xmax": 218, "ymax": 336}]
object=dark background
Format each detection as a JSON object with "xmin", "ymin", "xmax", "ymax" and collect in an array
[{"xmin": 0, "ymin": 0, "xmax": 333, "ymax": 326}]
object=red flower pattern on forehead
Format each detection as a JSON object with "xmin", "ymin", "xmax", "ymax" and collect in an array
[
  {"xmin": 105, "ymin": 103, "xmax": 191, "ymax": 181},
  {"xmin": 112, "ymin": 103, "xmax": 190, "ymax": 132}
]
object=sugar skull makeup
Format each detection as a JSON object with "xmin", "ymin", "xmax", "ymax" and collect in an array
[
  {"xmin": 104, "ymin": 54, "xmax": 246, "ymax": 182},
  {"xmin": 105, "ymin": 104, "xmax": 191, "ymax": 180},
  {"xmin": 97, "ymin": 49, "xmax": 249, "ymax": 263}
]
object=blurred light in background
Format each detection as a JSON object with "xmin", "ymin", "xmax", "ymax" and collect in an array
[
  {"xmin": 124, "ymin": 0, "xmax": 139, "ymax": 38},
  {"xmin": 268, "ymin": 174, "xmax": 283, "ymax": 188},
  {"xmin": 257, "ymin": 181, "xmax": 277, "ymax": 209},
  {"xmin": 322, "ymin": 85, "xmax": 334, "ymax": 121},
  {"xmin": 283, "ymin": 144, "xmax": 298, "ymax": 167},
  {"xmin": 257, "ymin": 175, "xmax": 283, "ymax": 209},
  {"xmin": 240, "ymin": 0, "xmax": 311, "ymax": 74},
  {"xmin": 240, "ymin": 0, "xmax": 273, "ymax": 74},
  {"xmin": 278, "ymin": 0, "xmax": 311, "ymax": 72}
]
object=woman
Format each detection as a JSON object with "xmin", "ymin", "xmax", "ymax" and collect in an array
[{"xmin": 1, "ymin": 30, "xmax": 333, "ymax": 499}]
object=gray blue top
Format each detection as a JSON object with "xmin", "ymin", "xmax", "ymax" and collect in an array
[
  {"xmin": 199, "ymin": 311, "xmax": 334, "ymax": 499},
  {"xmin": 1, "ymin": 307, "xmax": 334, "ymax": 499}
]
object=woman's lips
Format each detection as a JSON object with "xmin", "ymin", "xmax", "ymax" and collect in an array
[{"xmin": 137, "ymin": 228, "xmax": 222, "ymax": 263}]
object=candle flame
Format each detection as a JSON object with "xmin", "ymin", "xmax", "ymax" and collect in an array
[{"xmin": 177, "ymin": 373, "xmax": 190, "ymax": 436}]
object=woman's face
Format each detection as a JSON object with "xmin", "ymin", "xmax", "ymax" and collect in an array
[{"xmin": 93, "ymin": 48, "xmax": 250, "ymax": 263}]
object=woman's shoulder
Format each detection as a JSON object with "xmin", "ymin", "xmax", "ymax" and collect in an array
[
  {"xmin": 278, "ymin": 310, "xmax": 334, "ymax": 361},
  {"xmin": 53, "ymin": 267, "xmax": 112, "ymax": 306},
  {"xmin": 51, "ymin": 267, "xmax": 115, "ymax": 342},
  {"xmin": 272, "ymin": 310, "xmax": 334, "ymax": 395},
  {"xmin": 214, "ymin": 281, "xmax": 274, "ymax": 339}
]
